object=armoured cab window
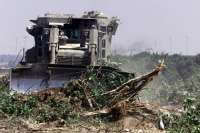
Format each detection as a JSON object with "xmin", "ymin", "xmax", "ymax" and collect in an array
[
  {"xmin": 65, "ymin": 30, "xmax": 71, "ymax": 39},
  {"xmin": 37, "ymin": 27, "xmax": 43, "ymax": 36},
  {"xmin": 72, "ymin": 30, "xmax": 79, "ymax": 39},
  {"xmin": 39, "ymin": 42, "xmax": 43, "ymax": 46},
  {"xmin": 100, "ymin": 26, "xmax": 107, "ymax": 33},
  {"xmin": 37, "ymin": 28, "xmax": 43, "ymax": 43},
  {"xmin": 102, "ymin": 49, "xmax": 106, "ymax": 58},
  {"xmin": 38, "ymin": 48, "xmax": 43, "ymax": 57},
  {"xmin": 102, "ymin": 40, "xmax": 106, "ymax": 48},
  {"xmin": 83, "ymin": 23, "xmax": 89, "ymax": 28}
]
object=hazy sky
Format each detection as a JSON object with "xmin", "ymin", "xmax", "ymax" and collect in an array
[{"xmin": 1, "ymin": 0, "xmax": 200, "ymax": 55}]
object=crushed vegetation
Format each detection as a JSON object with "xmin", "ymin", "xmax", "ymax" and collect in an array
[{"xmin": 0, "ymin": 61, "xmax": 167, "ymax": 132}]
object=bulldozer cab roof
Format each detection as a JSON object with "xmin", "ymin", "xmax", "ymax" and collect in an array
[{"xmin": 30, "ymin": 11, "xmax": 108, "ymax": 27}]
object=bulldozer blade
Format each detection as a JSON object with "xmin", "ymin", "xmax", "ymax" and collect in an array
[
  {"xmin": 10, "ymin": 64, "xmax": 83, "ymax": 93},
  {"xmin": 10, "ymin": 63, "xmax": 133, "ymax": 93}
]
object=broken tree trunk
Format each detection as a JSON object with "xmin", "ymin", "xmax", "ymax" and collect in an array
[
  {"xmin": 98, "ymin": 60, "xmax": 165, "ymax": 97},
  {"xmin": 81, "ymin": 60, "xmax": 165, "ymax": 116}
]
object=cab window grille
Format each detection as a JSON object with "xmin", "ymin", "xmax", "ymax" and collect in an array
[
  {"xmin": 100, "ymin": 26, "xmax": 107, "ymax": 33},
  {"xmin": 38, "ymin": 48, "xmax": 42, "ymax": 57},
  {"xmin": 102, "ymin": 50, "xmax": 106, "ymax": 58},
  {"xmin": 102, "ymin": 40, "xmax": 106, "ymax": 48},
  {"xmin": 72, "ymin": 30, "xmax": 79, "ymax": 39}
]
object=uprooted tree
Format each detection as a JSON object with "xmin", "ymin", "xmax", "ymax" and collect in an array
[
  {"xmin": 0, "ymin": 60, "xmax": 165, "ymax": 122},
  {"xmin": 70, "ymin": 60, "xmax": 165, "ymax": 117}
]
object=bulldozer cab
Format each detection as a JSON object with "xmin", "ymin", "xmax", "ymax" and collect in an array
[
  {"xmin": 10, "ymin": 11, "xmax": 121, "ymax": 93},
  {"xmin": 26, "ymin": 11, "xmax": 117, "ymax": 66}
]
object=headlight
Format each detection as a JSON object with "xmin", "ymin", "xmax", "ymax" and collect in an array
[
  {"xmin": 60, "ymin": 31, "xmax": 64, "ymax": 36},
  {"xmin": 44, "ymin": 29, "xmax": 50, "ymax": 35}
]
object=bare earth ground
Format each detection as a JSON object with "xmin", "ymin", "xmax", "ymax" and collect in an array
[
  {"xmin": 0, "ymin": 117, "xmax": 166, "ymax": 133},
  {"xmin": 0, "ymin": 87, "xmax": 170, "ymax": 133},
  {"xmin": 0, "ymin": 101, "xmax": 170, "ymax": 133}
]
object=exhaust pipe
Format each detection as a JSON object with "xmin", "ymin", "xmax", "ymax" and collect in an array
[
  {"xmin": 49, "ymin": 27, "xmax": 59, "ymax": 64},
  {"xmin": 50, "ymin": 44, "xmax": 57, "ymax": 64}
]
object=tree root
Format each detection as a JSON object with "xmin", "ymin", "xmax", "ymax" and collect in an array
[{"xmin": 80, "ymin": 60, "xmax": 165, "ymax": 117}]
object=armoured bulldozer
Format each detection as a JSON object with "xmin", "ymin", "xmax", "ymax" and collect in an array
[{"xmin": 10, "ymin": 11, "xmax": 131, "ymax": 93}]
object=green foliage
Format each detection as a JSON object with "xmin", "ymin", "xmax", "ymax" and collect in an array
[
  {"xmin": 183, "ymin": 97, "xmax": 197, "ymax": 109},
  {"xmin": 36, "ymin": 105, "xmax": 51, "ymax": 122},
  {"xmin": 108, "ymin": 16, "xmax": 120, "ymax": 31},
  {"xmin": 112, "ymin": 53, "xmax": 200, "ymax": 104},
  {"xmin": 0, "ymin": 79, "xmax": 36, "ymax": 118},
  {"xmin": 0, "ymin": 91, "xmax": 36, "ymax": 118},
  {"xmin": 0, "ymin": 78, "xmax": 71, "ymax": 122},
  {"xmin": 168, "ymin": 97, "xmax": 200, "ymax": 133},
  {"xmin": 63, "ymin": 66, "xmax": 134, "ymax": 109},
  {"xmin": 66, "ymin": 116, "xmax": 80, "ymax": 124}
]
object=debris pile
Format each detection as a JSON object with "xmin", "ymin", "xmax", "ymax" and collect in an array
[{"xmin": 0, "ymin": 61, "xmax": 166, "ymax": 132}]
